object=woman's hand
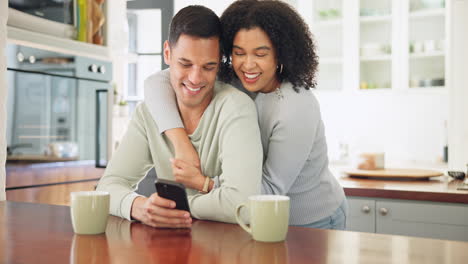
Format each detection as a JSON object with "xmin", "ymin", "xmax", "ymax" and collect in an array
[{"xmin": 170, "ymin": 158, "xmax": 206, "ymax": 191}]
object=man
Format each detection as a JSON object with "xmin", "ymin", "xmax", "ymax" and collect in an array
[{"xmin": 97, "ymin": 5, "xmax": 263, "ymax": 228}]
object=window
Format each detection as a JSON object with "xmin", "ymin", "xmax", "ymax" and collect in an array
[{"xmin": 124, "ymin": 8, "xmax": 164, "ymax": 114}]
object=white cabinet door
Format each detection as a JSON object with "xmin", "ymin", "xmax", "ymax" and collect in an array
[
  {"xmin": 346, "ymin": 197, "xmax": 376, "ymax": 233},
  {"xmin": 310, "ymin": 0, "xmax": 345, "ymax": 91},
  {"xmin": 132, "ymin": 9, "xmax": 161, "ymax": 54},
  {"xmin": 376, "ymin": 200, "xmax": 468, "ymax": 242},
  {"xmin": 407, "ymin": 0, "xmax": 446, "ymax": 90}
]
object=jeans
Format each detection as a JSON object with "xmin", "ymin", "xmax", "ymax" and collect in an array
[{"xmin": 294, "ymin": 199, "xmax": 348, "ymax": 230}]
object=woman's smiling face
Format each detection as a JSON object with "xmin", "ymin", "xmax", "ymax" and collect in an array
[{"xmin": 231, "ymin": 27, "xmax": 280, "ymax": 93}]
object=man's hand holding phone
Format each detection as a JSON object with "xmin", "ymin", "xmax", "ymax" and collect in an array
[{"xmin": 130, "ymin": 194, "xmax": 192, "ymax": 228}]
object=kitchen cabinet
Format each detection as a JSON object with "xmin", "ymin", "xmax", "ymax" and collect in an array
[
  {"xmin": 359, "ymin": 0, "xmax": 393, "ymax": 90},
  {"xmin": 347, "ymin": 197, "xmax": 375, "ymax": 233},
  {"xmin": 301, "ymin": 0, "xmax": 447, "ymax": 92},
  {"xmin": 294, "ymin": 0, "xmax": 451, "ymax": 168},
  {"xmin": 347, "ymin": 196, "xmax": 468, "ymax": 242},
  {"xmin": 408, "ymin": 5, "xmax": 446, "ymax": 90},
  {"xmin": 306, "ymin": 0, "xmax": 344, "ymax": 91}
]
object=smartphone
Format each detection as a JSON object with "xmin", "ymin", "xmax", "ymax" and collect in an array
[{"xmin": 155, "ymin": 179, "xmax": 191, "ymax": 213}]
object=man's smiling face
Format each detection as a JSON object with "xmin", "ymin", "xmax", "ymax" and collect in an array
[{"xmin": 164, "ymin": 34, "xmax": 220, "ymax": 110}]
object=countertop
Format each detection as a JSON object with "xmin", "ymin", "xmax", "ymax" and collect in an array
[
  {"xmin": 6, "ymin": 161, "xmax": 468, "ymax": 204},
  {"xmin": 6, "ymin": 161, "xmax": 104, "ymax": 190},
  {"xmin": 2, "ymin": 201, "xmax": 468, "ymax": 264},
  {"xmin": 337, "ymin": 174, "xmax": 468, "ymax": 204},
  {"xmin": 7, "ymin": 154, "xmax": 78, "ymax": 162}
]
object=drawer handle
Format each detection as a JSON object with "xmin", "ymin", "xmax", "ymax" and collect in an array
[
  {"xmin": 89, "ymin": 64, "xmax": 98, "ymax": 73},
  {"xmin": 98, "ymin": 65, "xmax": 106, "ymax": 74},
  {"xmin": 379, "ymin": 208, "xmax": 388, "ymax": 216},
  {"xmin": 361, "ymin": 205, "xmax": 371, "ymax": 214}
]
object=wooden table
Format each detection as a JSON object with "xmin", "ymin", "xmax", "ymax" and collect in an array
[{"xmin": 1, "ymin": 201, "xmax": 468, "ymax": 264}]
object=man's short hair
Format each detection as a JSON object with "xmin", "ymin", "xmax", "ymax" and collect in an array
[{"xmin": 168, "ymin": 5, "xmax": 222, "ymax": 47}]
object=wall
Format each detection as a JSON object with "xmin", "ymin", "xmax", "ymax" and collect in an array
[
  {"xmin": 315, "ymin": 92, "xmax": 448, "ymax": 165},
  {"xmin": 105, "ymin": 0, "xmax": 128, "ymax": 157},
  {"xmin": 448, "ymin": 0, "xmax": 468, "ymax": 170},
  {"xmin": 1, "ymin": 1, "xmax": 8, "ymax": 200},
  {"xmin": 6, "ymin": 45, "xmax": 15, "ymax": 145}
]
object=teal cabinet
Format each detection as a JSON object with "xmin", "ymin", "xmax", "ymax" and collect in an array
[
  {"xmin": 347, "ymin": 197, "xmax": 468, "ymax": 242},
  {"xmin": 347, "ymin": 197, "xmax": 375, "ymax": 233}
]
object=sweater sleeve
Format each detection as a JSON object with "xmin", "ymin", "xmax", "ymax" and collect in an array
[
  {"xmin": 188, "ymin": 100, "xmax": 263, "ymax": 224},
  {"xmin": 96, "ymin": 105, "xmax": 153, "ymax": 220},
  {"xmin": 261, "ymin": 94, "xmax": 320, "ymax": 195},
  {"xmin": 144, "ymin": 69, "xmax": 184, "ymax": 133}
]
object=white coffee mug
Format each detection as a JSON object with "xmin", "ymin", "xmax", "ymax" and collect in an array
[
  {"xmin": 70, "ymin": 191, "xmax": 110, "ymax": 235},
  {"xmin": 236, "ymin": 195, "xmax": 290, "ymax": 242}
]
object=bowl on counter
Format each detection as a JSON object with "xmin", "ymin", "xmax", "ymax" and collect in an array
[{"xmin": 46, "ymin": 142, "xmax": 79, "ymax": 158}]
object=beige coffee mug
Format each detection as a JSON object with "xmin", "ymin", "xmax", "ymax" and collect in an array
[
  {"xmin": 235, "ymin": 195, "xmax": 290, "ymax": 242},
  {"xmin": 70, "ymin": 191, "xmax": 110, "ymax": 235}
]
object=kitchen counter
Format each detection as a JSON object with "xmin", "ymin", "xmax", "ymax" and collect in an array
[
  {"xmin": 2, "ymin": 201, "xmax": 468, "ymax": 264},
  {"xmin": 5, "ymin": 161, "xmax": 104, "ymax": 205},
  {"xmin": 7, "ymin": 154, "xmax": 78, "ymax": 162},
  {"xmin": 338, "ymin": 174, "xmax": 468, "ymax": 204},
  {"xmin": 6, "ymin": 161, "xmax": 103, "ymax": 189}
]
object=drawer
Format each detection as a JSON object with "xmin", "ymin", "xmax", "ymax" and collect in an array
[
  {"xmin": 376, "ymin": 200, "xmax": 468, "ymax": 241},
  {"xmin": 347, "ymin": 197, "xmax": 376, "ymax": 233}
]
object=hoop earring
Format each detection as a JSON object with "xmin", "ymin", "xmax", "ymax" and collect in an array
[{"xmin": 279, "ymin": 64, "xmax": 283, "ymax": 74}]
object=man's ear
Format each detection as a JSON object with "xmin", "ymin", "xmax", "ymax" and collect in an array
[{"xmin": 163, "ymin": 40, "xmax": 171, "ymax": 66}]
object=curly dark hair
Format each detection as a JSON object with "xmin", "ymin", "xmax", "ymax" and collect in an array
[{"xmin": 218, "ymin": 0, "xmax": 319, "ymax": 91}]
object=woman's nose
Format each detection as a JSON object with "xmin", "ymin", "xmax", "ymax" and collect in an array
[{"xmin": 244, "ymin": 56, "xmax": 256, "ymax": 70}]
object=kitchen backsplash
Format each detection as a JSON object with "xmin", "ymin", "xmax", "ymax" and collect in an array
[{"xmin": 316, "ymin": 91, "xmax": 448, "ymax": 165}]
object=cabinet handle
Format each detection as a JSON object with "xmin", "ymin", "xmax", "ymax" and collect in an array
[
  {"xmin": 89, "ymin": 64, "xmax": 98, "ymax": 73},
  {"xmin": 379, "ymin": 208, "xmax": 388, "ymax": 216},
  {"xmin": 98, "ymin": 65, "xmax": 106, "ymax": 74},
  {"xmin": 361, "ymin": 205, "xmax": 371, "ymax": 214}
]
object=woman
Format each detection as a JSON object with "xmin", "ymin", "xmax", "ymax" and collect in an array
[{"xmin": 144, "ymin": 0, "xmax": 347, "ymax": 229}]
